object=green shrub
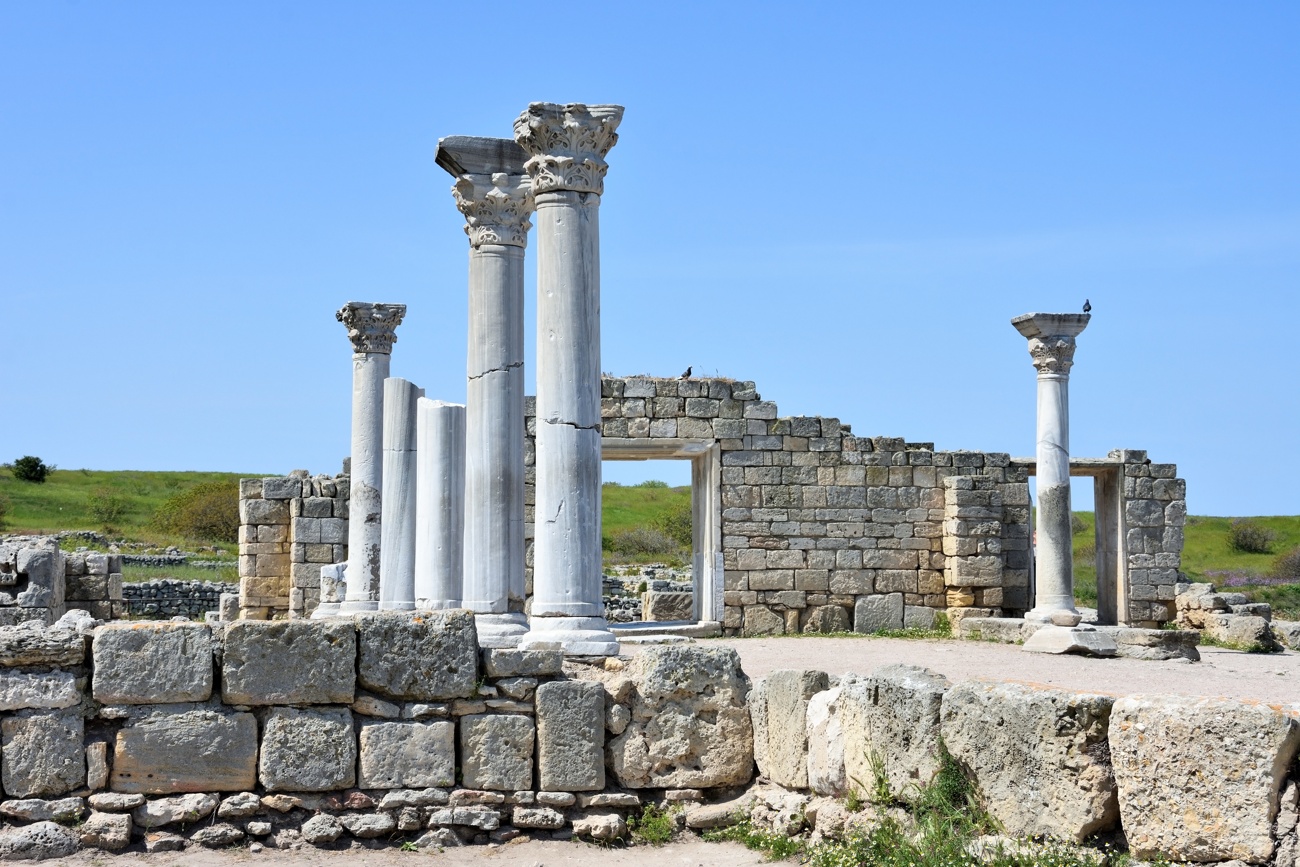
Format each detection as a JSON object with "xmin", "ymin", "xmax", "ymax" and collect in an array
[
  {"xmin": 150, "ymin": 481, "xmax": 239, "ymax": 542},
  {"xmin": 11, "ymin": 456, "xmax": 54, "ymax": 484},
  {"xmin": 1273, "ymin": 547, "xmax": 1300, "ymax": 582},
  {"xmin": 1229, "ymin": 519, "xmax": 1278, "ymax": 554},
  {"xmin": 636, "ymin": 479, "xmax": 669, "ymax": 488},
  {"xmin": 608, "ymin": 527, "xmax": 679, "ymax": 556},
  {"xmin": 629, "ymin": 804, "xmax": 675, "ymax": 846},
  {"xmin": 1071, "ymin": 513, "xmax": 1088, "ymax": 535},
  {"xmin": 87, "ymin": 487, "xmax": 130, "ymax": 527},
  {"xmin": 657, "ymin": 502, "xmax": 693, "ymax": 548}
]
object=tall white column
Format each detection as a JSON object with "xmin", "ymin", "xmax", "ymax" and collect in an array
[
  {"xmin": 514, "ymin": 102, "xmax": 623, "ymax": 655},
  {"xmin": 336, "ymin": 302, "xmax": 406, "ymax": 613},
  {"xmin": 414, "ymin": 398, "xmax": 466, "ymax": 610},
  {"xmin": 1012, "ymin": 312, "xmax": 1090, "ymax": 625},
  {"xmin": 437, "ymin": 136, "xmax": 535, "ymax": 647},
  {"xmin": 379, "ymin": 377, "xmax": 423, "ymax": 611}
]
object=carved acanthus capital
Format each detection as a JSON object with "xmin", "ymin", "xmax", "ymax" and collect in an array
[
  {"xmin": 453, "ymin": 172, "xmax": 534, "ymax": 248},
  {"xmin": 336, "ymin": 302, "xmax": 406, "ymax": 355},
  {"xmin": 513, "ymin": 102, "xmax": 624, "ymax": 195},
  {"xmin": 1027, "ymin": 336, "xmax": 1077, "ymax": 377}
]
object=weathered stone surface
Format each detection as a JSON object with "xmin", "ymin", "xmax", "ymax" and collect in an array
[
  {"xmin": 85, "ymin": 742, "xmax": 108, "ymax": 791},
  {"xmin": 191, "ymin": 822, "xmax": 244, "ymax": 847},
  {"xmin": 0, "ymin": 797, "xmax": 84, "ymax": 822},
  {"xmin": 13, "ymin": 544, "xmax": 64, "ymax": 609},
  {"xmin": 377, "ymin": 788, "xmax": 450, "ymax": 809},
  {"xmin": 956, "ymin": 616, "xmax": 1040, "ymax": 643},
  {"xmin": 854, "ymin": 594, "xmax": 903, "ymax": 633},
  {"xmin": 0, "ymin": 625, "xmax": 82, "ymax": 668},
  {"xmin": 143, "ymin": 831, "xmax": 184, "ymax": 852},
  {"xmin": 742, "ymin": 605, "xmax": 785, "ymax": 636},
  {"xmin": 0, "ymin": 821, "xmax": 80, "ymax": 860},
  {"xmin": 572, "ymin": 811, "xmax": 626, "ymax": 841},
  {"xmin": 357, "ymin": 720, "xmax": 454, "ymax": 789},
  {"xmin": 2, "ymin": 710, "xmax": 84, "ymax": 798},
  {"xmin": 1110, "ymin": 694, "xmax": 1300, "ymax": 864},
  {"xmin": 1273, "ymin": 619, "xmax": 1300, "ymax": 650},
  {"xmin": 536, "ymin": 681, "xmax": 605, "ymax": 792},
  {"xmin": 88, "ymin": 793, "xmax": 144, "ymax": 811},
  {"xmin": 429, "ymin": 805, "xmax": 500, "ymax": 829},
  {"xmin": 512, "ymin": 806, "xmax": 565, "ymax": 829},
  {"xmin": 1205, "ymin": 614, "xmax": 1279, "ymax": 652},
  {"xmin": 1021, "ymin": 625, "xmax": 1118, "ymax": 657},
  {"xmin": 340, "ymin": 812, "xmax": 396, "ymax": 838},
  {"xmin": 802, "ymin": 605, "xmax": 850, "ymax": 634},
  {"xmin": 301, "ymin": 813, "xmax": 343, "ymax": 845},
  {"xmin": 806, "ymin": 684, "xmax": 852, "ymax": 796},
  {"xmin": 482, "ymin": 648, "xmax": 563, "ymax": 677},
  {"xmin": 642, "ymin": 591, "xmax": 693, "ymax": 622},
  {"xmin": 216, "ymin": 792, "xmax": 261, "ymax": 819},
  {"xmin": 1092, "ymin": 626, "xmax": 1200, "ymax": 661},
  {"xmin": 754, "ymin": 670, "xmax": 828, "ymax": 788},
  {"xmin": 112, "ymin": 706, "xmax": 257, "ymax": 794},
  {"xmin": 357, "ymin": 610, "xmax": 477, "ymax": 700},
  {"xmin": 80, "ymin": 811, "xmax": 132, "ymax": 851},
  {"xmin": 259, "ymin": 707, "xmax": 356, "ymax": 792},
  {"xmin": 842, "ymin": 665, "xmax": 949, "ymax": 803},
  {"xmin": 133, "ymin": 793, "xmax": 219, "ymax": 828},
  {"xmin": 460, "ymin": 714, "xmax": 534, "ymax": 791},
  {"xmin": 92, "ymin": 622, "xmax": 213, "ymax": 703},
  {"xmin": 684, "ymin": 794, "xmax": 757, "ymax": 829},
  {"xmin": 941, "ymin": 681, "xmax": 1116, "ymax": 842},
  {"xmin": 222, "ymin": 620, "xmax": 355, "ymax": 705},
  {"xmin": 608, "ymin": 645, "xmax": 754, "ymax": 789}
]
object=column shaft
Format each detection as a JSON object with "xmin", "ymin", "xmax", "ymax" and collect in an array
[
  {"xmin": 342, "ymin": 351, "xmax": 389, "ymax": 610},
  {"xmin": 414, "ymin": 398, "xmax": 465, "ymax": 609},
  {"xmin": 1033, "ymin": 374, "xmax": 1074, "ymax": 615},
  {"xmin": 379, "ymin": 377, "xmax": 422, "ymax": 610}
]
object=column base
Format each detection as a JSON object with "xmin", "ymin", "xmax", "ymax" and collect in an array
[
  {"xmin": 520, "ymin": 616, "xmax": 619, "ymax": 656},
  {"xmin": 339, "ymin": 599, "xmax": 379, "ymax": 614},
  {"xmin": 379, "ymin": 600, "xmax": 416, "ymax": 611},
  {"xmin": 311, "ymin": 602, "xmax": 342, "ymax": 619},
  {"xmin": 1022, "ymin": 624, "xmax": 1117, "ymax": 657},
  {"xmin": 474, "ymin": 612, "xmax": 530, "ymax": 649},
  {"xmin": 416, "ymin": 599, "xmax": 463, "ymax": 611},
  {"xmin": 1025, "ymin": 606, "xmax": 1082, "ymax": 627}
]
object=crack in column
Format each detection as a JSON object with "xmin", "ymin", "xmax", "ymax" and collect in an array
[
  {"xmin": 466, "ymin": 361, "xmax": 523, "ymax": 382},
  {"xmin": 540, "ymin": 418, "xmax": 599, "ymax": 431}
]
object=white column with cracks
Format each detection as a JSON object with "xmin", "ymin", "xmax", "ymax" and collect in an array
[
  {"xmin": 336, "ymin": 301, "xmax": 406, "ymax": 613},
  {"xmin": 1012, "ymin": 312, "xmax": 1090, "ymax": 625},
  {"xmin": 414, "ymin": 398, "xmax": 466, "ymax": 610},
  {"xmin": 514, "ymin": 102, "xmax": 623, "ymax": 655},
  {"xmin": 437, "ymin": 136, "xmax": 535, "ymax": 646},
  {"xmin": 379, "ymin": 377, "xmax": 423, "ymax": 611}
]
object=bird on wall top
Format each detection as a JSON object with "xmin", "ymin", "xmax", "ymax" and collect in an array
[
  {"xmin": 680, "ymin": 366, "xmax": 692, "ymax": 380},
  {"xmin": 1083, "ymin": 299, "xmax": 1092, "ymax": 313}
]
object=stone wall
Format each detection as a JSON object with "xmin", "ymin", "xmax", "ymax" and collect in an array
[
  {"xmin": 0, "ymin": 537, "xmax": 71, "ymax": 625},
  {"xmin": 237, "ymin": 472, "xmax": 348, "ymax": 620},
  {"xmin": 121, "ymin": 579, "xmax": 236, "ymax": 620}
]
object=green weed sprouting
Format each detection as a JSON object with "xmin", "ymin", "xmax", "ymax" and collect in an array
[{"xmin": 628, "ymin": 803, "xmax": 676, "ymax": 846}]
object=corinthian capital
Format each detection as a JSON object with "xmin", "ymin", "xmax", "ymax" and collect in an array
[
  {"xmin": 512, "ymin": 102, "xmax": 624, "ymax": 195},
  {"xmin": 1011, "ymin": 312, "xmax": 1090, "ymax": 378},
  {"xmin": 337, "ymin": 302, "xmax": 406, "ymax": 354},
  {"xmin": 453, "ymin": 172, "xmax": 533, "ymax": 248},
  {"xmin": 1026, "ymin": 336, "xmax": 1078, "ymax": 376}
]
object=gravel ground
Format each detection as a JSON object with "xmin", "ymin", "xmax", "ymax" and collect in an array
[{"xmin": 706, "ymin": 634, "xmax": 1300, "ymax": 702}]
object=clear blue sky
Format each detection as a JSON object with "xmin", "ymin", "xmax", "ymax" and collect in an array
[{"xmin": 2, "ymin": 2, "xmax": 1297, "ymax": 515}]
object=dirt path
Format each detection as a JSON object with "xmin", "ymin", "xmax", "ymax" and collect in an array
[
  {"xmin": 707, "ymin": 635, "xmax": 1300, "ymax": 702},
  {"xmin": 59, "ymin": 838, "xmax": 775, "ymax": 866}
]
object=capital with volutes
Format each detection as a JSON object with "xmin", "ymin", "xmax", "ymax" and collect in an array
[
  {"xmin": 513, "ymin": 102, "xmax": 624, "ymax": 196},
  {"xmin": 337, "ymin": 302, "xmax": 406, "ymax": 355},
  {"xmin": 453, "ymin": 172, "xmax": 534, "ymax": 249},
  {"xmin": 1011, "ymin": 312, "xmax": 1090, "ymax": 378}
]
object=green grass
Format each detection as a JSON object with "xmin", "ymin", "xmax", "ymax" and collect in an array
[
  {"xmin": 601, "ymin": 481, "xmax": 690, "ymax": 538},
  {"xmin": 1180, "ymin": 515, "xmax": 1300, "ymax": 579}
]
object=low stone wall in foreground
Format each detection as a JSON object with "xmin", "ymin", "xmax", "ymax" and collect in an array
[{"xmin": 0, "ymin": 613, "xmax": 1295, "ymax": 864}]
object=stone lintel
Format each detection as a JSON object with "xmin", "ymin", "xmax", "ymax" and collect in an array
[
  {"xmin": 435, "ymin": 136, "xmax": 528, "ymax": 177},
  {"xmin": 1011, "ymin": 312, "xmax": 1091, "ymax": 340}
]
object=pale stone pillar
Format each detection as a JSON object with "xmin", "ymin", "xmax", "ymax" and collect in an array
[
  {"xmin": 1012, "ymin": 312, "xmax": 1090, "ymax": 625},
  {"xmin": 414, "ymin": 398, "xmax": 466, "ymax": 610},
  {"xmin": 514, "ymin": 102, "xmax": 623, "ymax": 655},
  {"xmin": 379, "ymin": 377, "xmax": 423, "ymax": 611},
  {"xmin": 336, "ymin": 302, "xmax": 406, "ymax": 613},
  {"xmin": 436, "ymin": 136, "xmax": 535, "ymax": 646}
]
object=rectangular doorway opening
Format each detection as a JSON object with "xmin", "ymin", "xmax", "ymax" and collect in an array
[{"xmin": 601, "ymin": 438, "xmax": 723, "ymax": 627}]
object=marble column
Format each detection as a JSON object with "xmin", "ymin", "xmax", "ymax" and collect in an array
[
  {"xmin": 1012, "ymin": 312, "xmax": 1090, "ymax": 625},
  {"xmin": 336, "ymin": 302, "xmax": 406, "ymax": 613},
  {"xmin": 436, "ymin": 136, "xmax": 535, "ymax": 646},
  {"xmin": 514, "ymin": 102, "xmax": 623, "ymax": 655},
  {"xmin": 414, "ymin": 398, "xmax": 465, "ymax": 610},
  {"xmin": 379, "ymin": 377, "xmax": 423, "ymax": 611}
]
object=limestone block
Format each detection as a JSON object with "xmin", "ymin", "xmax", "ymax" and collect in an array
[
  {"xmin": 854, "ymin": 594, "xmax": 903, "ymax": 633},
  {"xmin": 357, "ymin": 720, "xmax": 454, "ymax": 789},
  {"xmin": 841, "ymin": 665, "xmax": 948, "ymax": 803},
  {"xmin": 111, "ymin": 706, "xmax": 257, "ymax": 794},
  {"xmin": 133, "ymin": 792, "xmax": 218, "ymax": 828},
  {"xmin": 0, "ymin": 624, "xmax": 83, "ymax": 667},
  {"xmin": 1273, "ymin": 620, "xmax": 1300, "ymax": 649},
  {"xmin": 941, "ymin": 681, "xmax": 1117, "ymax": 842},
  {"xmin": 216, "ymin": 792, "xmax": 261, "ymax": 818},
  {"xmin": 0, "ymin": 821, "xmax": 80, "ymax": 860},
  {"xmin": 755, "ymin": 669, "xmax": 828, "ymax": 788},
  {"xmin": 903, "ymin": 605, "xmax": 938, "ymax": 630},
  {"xmin": 482, "ymin": 648, "xmax": 563, "ymax": 677},
  {"xmin": 1110, "ymin": 694, "xmax": 1299, "ymax": 863},
  {"xmin": 80, "ymin": 811, "xmax": 133, "ymax": 850},
  {"xmin": 340, "ymin": 812, "xmax": 395, "ymax": 838},
  {"xmin": 743, "ymin": 604, "xmax": 785, "ymax": 636},
  {"xmin": 1205, "ymin": 613, "xmax": 1279, "ymax": 651},
  {"xmin": 1022, "ymin": 625, "xmax": 1119, "ymax": 657},
  {"xmin": 89, "ymin": 793, "xmax": 144, "ymax": 811},
  {"xmin": 459, "ymin": 714, "xmax": 534, "ymax": 791},
  {"xmin": 536, "ymin": 681, "xmax": 605, "ymax": 792},
  {"xmin": 513, "ymin": 806, "xmax": 565, "ymax": 829},
  {"xmin": 572, "ymin": 811, "xmax": 627, "ymax": 841},
  {"xmin": 301, "ymin": 813, "xmax": 344, "ymax": 845},
  {"xmin": 609, "ymin": 646, "xmax": 754, "ymax": 789},
  {"xmin": 802, "ymin": 605, "xmax": 850, "ymax": 634},
  {"xmin": 806, "ymin": 684, "xmax": 853, "ymax": 796},
  {"xmin": 14, "ymin": 544, "xmax": 64, "ymax": 609},
  {"xmin": 222, "ymin": 620, "xmax": 355, "ymax": 705},
  {"xmin": 259, "ymin": 707, "xmax": 356, "ymax": 792},
  {"xmin": 92, "ymin": 622, "xmax": 213, "ymax": 704},
  {"xmin": 190, "ymin": 822, "xmax": 244, "ymax": 847},
  {"xmin": 642, "ymin": 591, "xmax": 693, "ymax": 622},
  {"xmin": 0, "ymin": 797, "xmax": 84, "ymax": 822},
  {"xmin": 0, "ymin": 670, "xmax": 79, "ymax": 711},
  {"xmin": 357, "ymin": 611, "xmax": 477, "ymax": 700},
  {"xmin": 2, "ymin": 710, "xmax": 84, "ymax": 798}
]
